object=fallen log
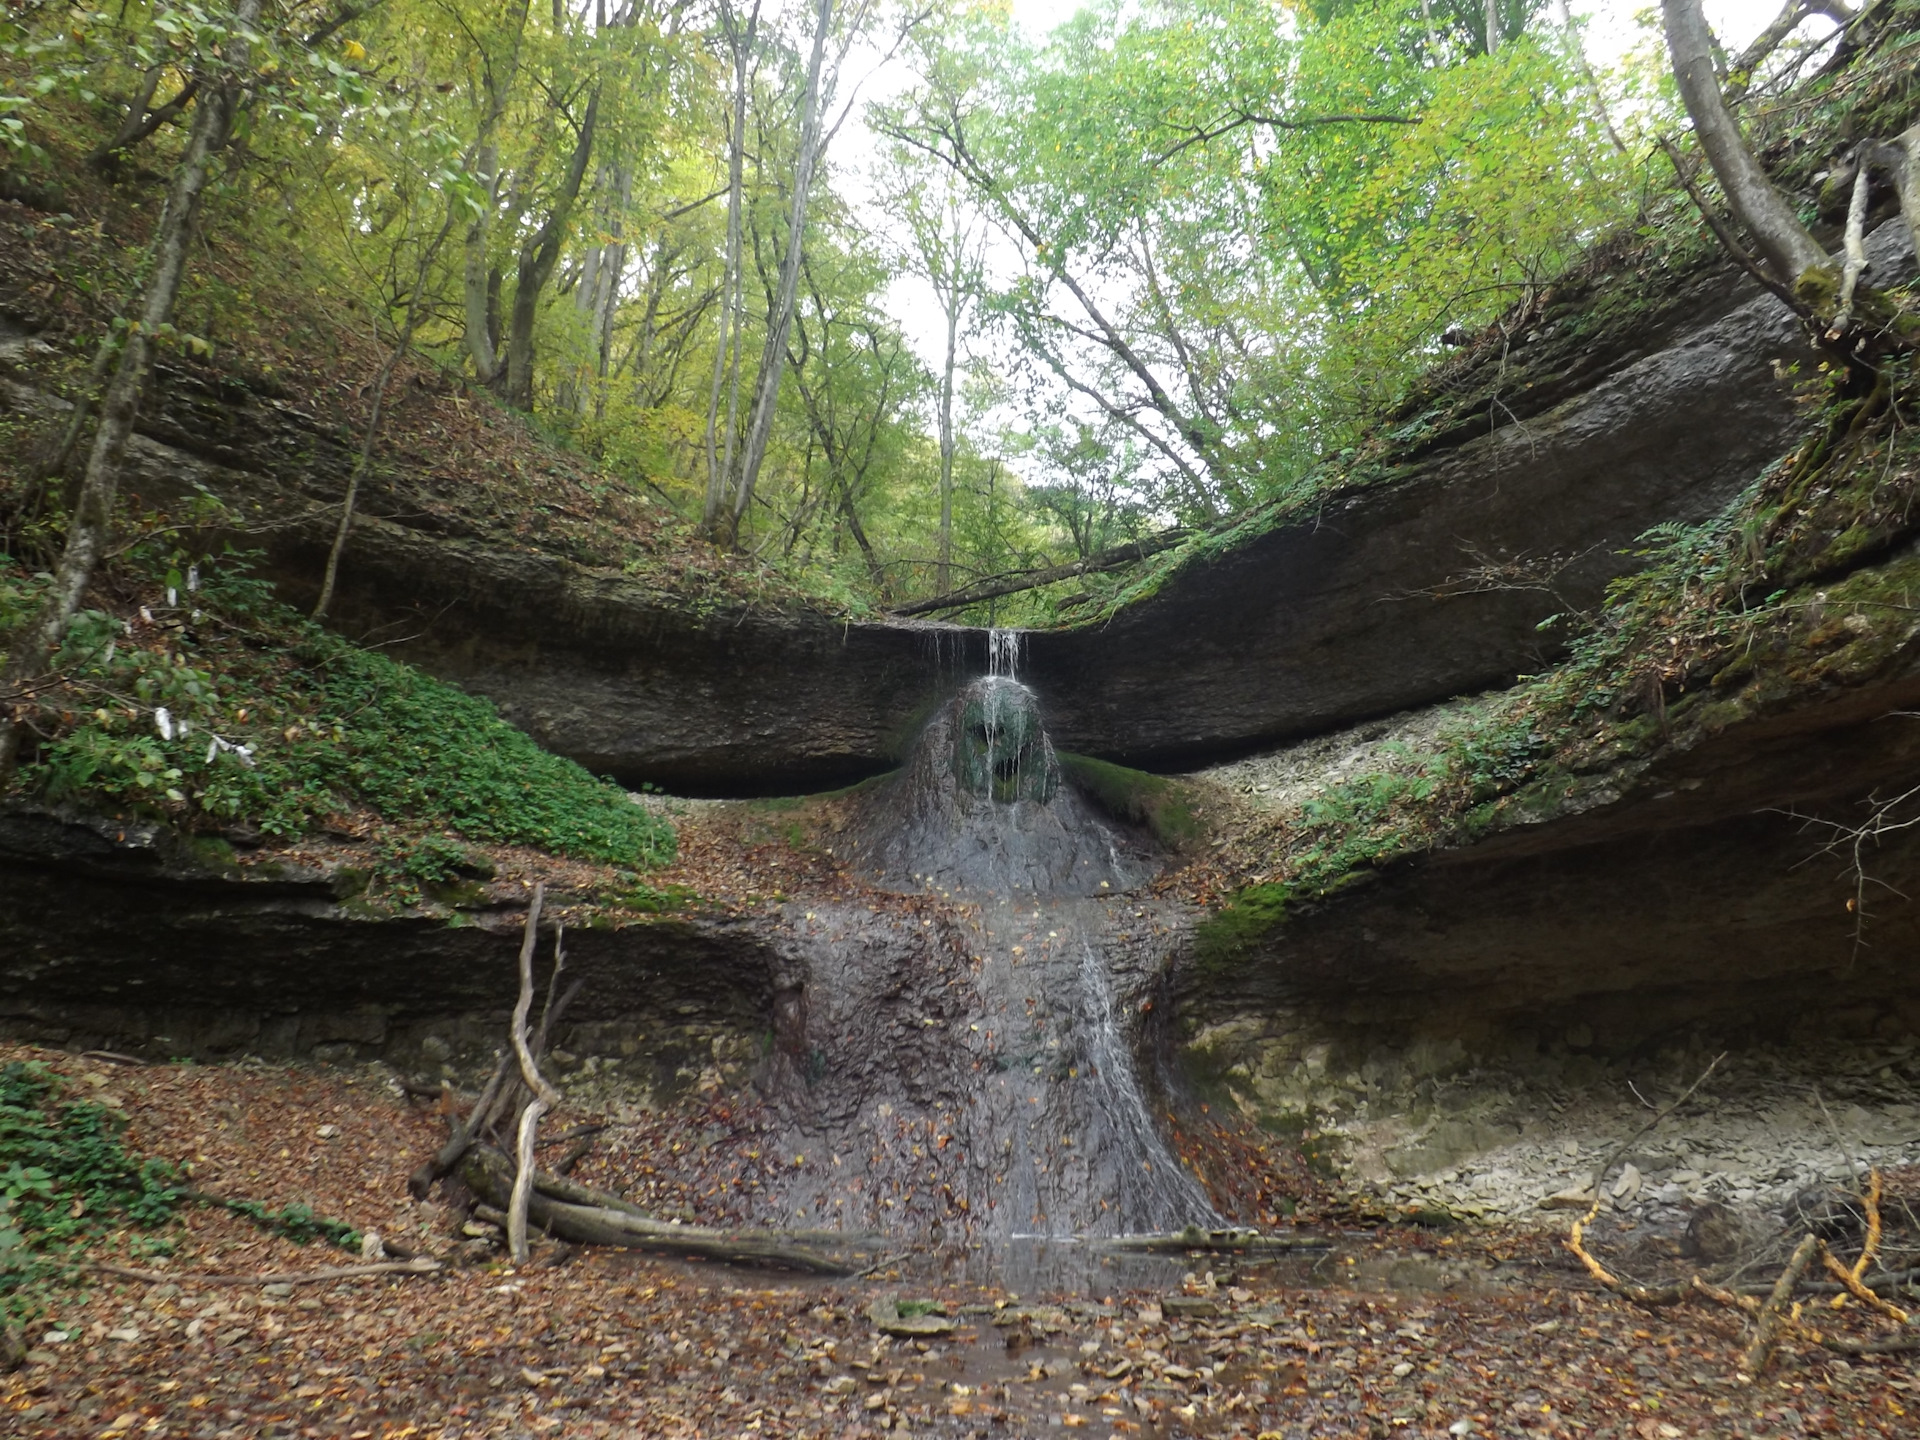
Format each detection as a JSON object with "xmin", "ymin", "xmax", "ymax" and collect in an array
[
  {"xmin": 460, "ymin": 1146, "xmax": 857, "ymax": 1275},
  {"xmin": 95, "ymin": 1258, "xmax": 442, "ymax": 1287}
]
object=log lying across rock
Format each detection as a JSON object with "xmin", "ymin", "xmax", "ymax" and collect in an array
[{"xmin": 460, "ymin": 1145, "xmax": 861, "ymax": 1276}]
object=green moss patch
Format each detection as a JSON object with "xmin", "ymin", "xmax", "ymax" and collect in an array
[
  {"xmin": 3, "ymin": 537, "xmax": 675, "ymax": 873},
  {"xmin": 1058, "ymin": 752, "xmax": 1204, "ymax": 849}
]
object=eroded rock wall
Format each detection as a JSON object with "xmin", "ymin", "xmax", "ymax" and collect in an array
[
  {"xmin": 10, "ymin": 230, "xmax": 1902, "ymax": 789},
  {"xmin": 0, "ymin": 804, "xmax": 778, "ymax": 1099}
]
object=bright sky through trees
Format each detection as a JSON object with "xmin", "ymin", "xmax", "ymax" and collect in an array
[
  {"xmin": 0, "ymin": 0, "xmax": 1856, "ymax": 622},
  {"xmin": 855, "ymin": 0, "xmax": 1824, "ymax": 422}
]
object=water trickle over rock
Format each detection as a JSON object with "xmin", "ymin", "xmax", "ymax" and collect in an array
[
  {"xmin": 762, "ymin": 637, "xmax": 1218, "ymax": 1244},
  {"xmin": 846, "ymin": 635, "xmax": 1156, "ymax": 895}
]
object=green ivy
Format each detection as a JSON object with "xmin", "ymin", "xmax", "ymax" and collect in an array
[
  {"xmin": 5, "ymin": 546, "xmax": 675, "ymax": 871},
  {"xmin": 0, "ymin": 1062, "xmax": 182, "ymax": 1323},
  {"xmin": 211, "ymin": 1197, "xmax": 358, "ymax": 1251}
]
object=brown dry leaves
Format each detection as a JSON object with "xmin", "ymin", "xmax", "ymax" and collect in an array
[{"xmin": 7, "ymin": 1045, "xmax": 1920, "ymax": 1439}]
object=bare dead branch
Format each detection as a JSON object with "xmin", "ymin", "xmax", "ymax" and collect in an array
[
  {"xmin": 95, "ymin": 1258, "xmax": 441, "ymax": 1287},
  {"xmin": 1742, "ymin": 1233, "xmax": 1822, "ymax": 1376},
  {"xmin": 406, "ymin": 1052, "xmax": 510, "ymax": 1199},
  {"xmin": 507, "ymin": 887, "xmax": 561, "ymax": 1264},
  {"xmin": 1586, "ymin": 1054, "xmax": 1727, "ymax": 1207},
  {"xmin": 1831, "ymin": 160, "xmax": 1872, "ymax": 338}
]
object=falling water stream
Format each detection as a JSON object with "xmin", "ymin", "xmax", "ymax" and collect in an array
[{"xmin": 753, "ymin": 629, "xmax": 1220, "ymax": 1280}]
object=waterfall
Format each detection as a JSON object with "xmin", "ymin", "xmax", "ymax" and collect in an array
[
  {"xmin": 1078, "ymin": 937, "xmax": 1219, "ymax": 1231},
  {"xmin": 987, "ymin": 627, "xmax": 1022, "ymax": 681},
  {"xmin": 826, "ymin": 642, "xmax": 1221, "ymax": 1240}
]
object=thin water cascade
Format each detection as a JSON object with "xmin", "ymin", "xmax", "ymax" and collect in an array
[
  {"xmin": 789, "ymin": 648, "xmax": 1221, "ymax": 1244},
  {"xmin": 1076, "ymin": 937, "xmax": 1218, "ymax": 1230},
  {"xmin": 986, "ymin": 626, "xmax": 1023, "ymax": 681}
]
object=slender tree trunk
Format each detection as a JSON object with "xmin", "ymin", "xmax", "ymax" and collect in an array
[
  {"xmin": 580, "ymin": 165, "xmax": 631, "ymax": 419},
  {"xmin": 1662, "ymin": 0, "xmax": 1828, "ymax": 289},
  {"xmin": 725, "ymin": 0, "xmax": 836, "ymax": 545},
  {"xmin": 312, "ymin": 201, "xmax": 459, "ymax": 620},
  {"xmin": 460, "ymin": 0, "xmax": 533, "ymax": 388},
  {"xmin": 704, "ymin": 0, "xmax": 758, "ymax": 533},
  {"xmin": 464, "ymin": 143, "xmax": 507, "ymax": 386},
  {"xmin": 27, "ymin": 326, "xmax": 123, "ymax": 500},
  {"xmin": 1484, "ymin": 0, "xmax": 1502, "ymax": 53},
  {"xmin": 504, "ymin": 88, "xmax": 601, "ymax": 411},
  {"xmin": 936, "ymin": 262, "xmax": 959, "ymax": 595},
  {"xmin": 834, "ymin": 473, "xmax": 886, "ymax": 594},
  {"xmin": 313, "ymin": 341, "xmax": 405, "ymax": 621},
  {"xmin": 1550, "ymin": 0, "xmax": 1627, "ymax": 155},
  {"xmin": 0, "ymin": 0, "xmax": 262, "ymax": 787}
]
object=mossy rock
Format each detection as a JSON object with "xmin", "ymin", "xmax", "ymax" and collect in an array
[
  {"xmin": 1189, "ymin": 882, "xmax": 1293, "ymax": 973},
  {"xmin": 1057, "ymin": 752, "xmax": 1204, "ymax": 849}
]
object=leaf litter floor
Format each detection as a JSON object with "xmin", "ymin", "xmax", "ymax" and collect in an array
[{"xmin": 4, "ymin": 1046, "xmax": 1916, "ymax": 1439}]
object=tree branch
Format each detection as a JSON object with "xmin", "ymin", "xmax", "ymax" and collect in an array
[
  {"xmin": 890, "ymin": 529, "xmax": 1192, "ymax": 617},
  {"xmin": 506, "ymin": 886, "xmax": 562, "ymax": 1265},
  {"xmin": 1656, "ymin": 136, "xmax": 1812, "ymax": 316}
]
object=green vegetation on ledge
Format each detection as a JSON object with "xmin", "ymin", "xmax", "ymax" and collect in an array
[
  {"xmin": 1193, "ymin": 347, "xmax": 1920, "ymax": 971},
  {"xmin": 0, "ymin": 517, "xmax": 674, "ymax": 874}
]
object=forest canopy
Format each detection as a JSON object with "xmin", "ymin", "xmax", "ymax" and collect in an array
[{"xmin": 0, "ymin": 0, "xmax": 1846, "ymax": 620}]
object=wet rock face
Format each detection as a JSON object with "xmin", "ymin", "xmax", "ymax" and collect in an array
[
  {"xmin": 752, "ymin": 893, "xmax": 1217, "ymax": 1241},
  {"xmin": 734, "ymin": 685, "xmax": 1215, "ymax": 1240},
  {"xmin": 954, "ymin": 678, "xmax": 1055, "ymax": 804},
  {"xmin": 841, "ymin": 679, "xmax": 1157, "ymax": 897}
]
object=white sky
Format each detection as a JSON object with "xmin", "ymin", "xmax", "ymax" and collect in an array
[{"xmin": 834, "ymin": 0, "xmax": 1814, "ymax": 456}]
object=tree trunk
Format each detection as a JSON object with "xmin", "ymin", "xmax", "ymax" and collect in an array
[
  {"xmin": 312, "ymin": 341, "xmax": 404, "ymax": 621},
  {"xmin": 0, "ymin": 0, "xmax": 262, "ymax": 787},
  {"xmin": 312, "ymin": 198, "xmax": 460, "ymax": 620},
  {"xmin": 724, "ymin": 0, "xmax": 837, "ymax": 546},
  {"xmin": 1550, "ymin": 0, "xmax": 1627, "ymax": 155},
  {"xmin": 460, "ymin": 1145, "xmax": 856, "ymax": 1274},
  {"xmin": 504, "ymin": 89, "xmax": 601, "ymax": 412},
  {"xmin": 460, "ymin": 0, "xmax": 533, "ymax": 389},
  {"xmin": 1484, "ymin": 0, "xmax": 1502, "ymax": 53},
  {"xmin": 575, "ymin": 164, "xmax": 631, "ymax": 419},
  {"xmin": 936, "ymin": 248, "xmax": 959, "ymax": 596},
  {"xmin": 464, "ymin": 143, "xmax": 507, "ymax": 387},
  {"xmin": 1662, "ymin": 0, "xmax": 1828, "ymax": 289},
  {"xmin": 704, "ymin": 0, "xmax": 758, "ymax": 534}
]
